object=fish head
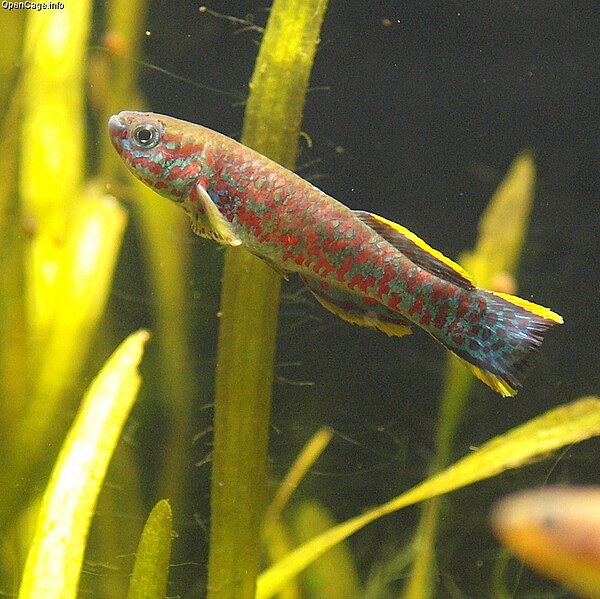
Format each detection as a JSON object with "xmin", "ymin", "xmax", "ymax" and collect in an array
[{"xmin": 108, "ymin": 110, "xmax": 204, "ymax": 204}]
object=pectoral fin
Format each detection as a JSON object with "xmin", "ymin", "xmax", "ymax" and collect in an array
[
  {"xmin": 354, "ymin": 210, "xmax": 474, "ymax": 289},
  {"xmin": 301, "ymin": 275, "xmax": 413, "ymax": 338},
  {"xmin": 189, "ymin": 181, "xmax": 242, "ymax": 246}
]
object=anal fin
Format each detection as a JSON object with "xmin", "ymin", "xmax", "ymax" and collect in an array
[
  {"xmin": 453, "ymin": 355, "xmax": 517, "ymax": 398},
  {"xmin": 300, "ymin": 275, "xmax": 412, "ymax": 338}
]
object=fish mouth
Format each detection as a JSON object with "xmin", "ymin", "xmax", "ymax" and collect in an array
[{"xmin": 108, "ymin": 113, "xmax": 127, "ymax": 140}]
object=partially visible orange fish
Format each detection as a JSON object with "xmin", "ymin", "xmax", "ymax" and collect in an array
[{"xmin": 491, "ymin": 486, "xmax": 600, "ymax": 598}]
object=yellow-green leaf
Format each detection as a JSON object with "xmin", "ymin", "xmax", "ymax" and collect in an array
[
  {"xmin": 462, "ymin": 151, "xmax": 536, "ymax": 289},
  {"xmin": 127, "ymin": 499, "xmax": 173, "ymax": 599},
  {"xmin": 18, "ymin": 330, "xmax": 150, "ymax": 599},
  {"xmin": 257, "ymin": 397, "xmax": 600, "ymax": 599},
  {"xmin": 292, "ymin": 500, "xmax": 361, "ymax": 599}
]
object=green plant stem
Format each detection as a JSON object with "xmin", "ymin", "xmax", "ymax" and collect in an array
[
  {"xmin": 401, "ymin": 359, "xmax": 474, "ymax": 599},
  {"xmin": 207, "ymin": 2, "xmax": 328, "ymax": 599},
  {"xmin": 0, "ymin": 14, "xmax": 26, "ymax": 422}
]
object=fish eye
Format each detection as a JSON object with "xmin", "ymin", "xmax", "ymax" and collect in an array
[{"xmin": 131, "ymin": 123, "xmax": 160, "ymax": 149}]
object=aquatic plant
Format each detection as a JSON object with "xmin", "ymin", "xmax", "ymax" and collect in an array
[
  {"xmin": 403, "ymin": 151, "xmax": 538, "ymax": 599},
  {"xmin": 208, "ymin": 2, "xmax": 328, "ymax": 598},
  {"xmin": 0, "ymin": 2, "xmax": 597, "ymax": 599}
]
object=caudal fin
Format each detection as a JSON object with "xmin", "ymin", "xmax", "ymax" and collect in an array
[{"xmin": 439, "ymin": 290, "xmax": 563, "ymax": 397}]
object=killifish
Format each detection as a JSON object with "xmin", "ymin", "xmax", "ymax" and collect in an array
[
  {"xmin": 491, "ymin": 486, "xmax": 600, "ymax": 597},
  {"xmin": 108, "ymin": 111, "xmax": 563, "ymax": 396}
]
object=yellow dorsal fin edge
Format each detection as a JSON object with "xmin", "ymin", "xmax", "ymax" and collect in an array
[{"xmin": 369, "ymin": 213, "xmax": 475, "ymax": 285}]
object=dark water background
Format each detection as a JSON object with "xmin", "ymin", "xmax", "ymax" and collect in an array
[{"xmin": 101, "ymin": 1, "xmax": 600, "ymax": 596}]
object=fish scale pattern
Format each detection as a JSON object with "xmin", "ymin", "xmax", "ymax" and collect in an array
[{"xmin": 109, "ymin": 110, "xmax": 563, "ymax": 396}]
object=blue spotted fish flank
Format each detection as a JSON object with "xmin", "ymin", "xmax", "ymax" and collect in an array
[{"xmin": 108, "ymin": 110, "xmax": 563, "ymax": 396}]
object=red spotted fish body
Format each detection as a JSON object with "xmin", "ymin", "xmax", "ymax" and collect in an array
[{"xmin": 108, "ymin": 111, "xmax": 563, "ymax": 396}]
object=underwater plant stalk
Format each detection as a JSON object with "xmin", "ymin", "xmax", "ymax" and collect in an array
[
  {"xmin": 262, "ymin": 427, "xmax": 334, "ymax": 599},
  {"xmin": 99, "ymin": 0, "xmax": 147, "ymax": 177},
  {"xmin": 0, "ymin": 3, "xmax": 114, "ymax": 529},
  {"xmin": 101, "ymin": 0, "xmax": 198, "ymax": 518},
  {"xmin": 0, "ymin": 94, "xmax": 27, "ymax": 429},
  {"xmin": 0, "ymin": 12, "xmax": 26, "ymax": 409},
  {"xmin": 207, "ymin": 1, "xmax": 328, "ymax": 598},
  {"xmin": 0, "ymin": 10, "xmax": 24, "ymax": 121},
  {"xmin": 291, "ymin": 500, "xmax": 361, "ymax": 599},
  {"xmin": 134, "ymin": 187, "xmax": 198, "ymax": 503}
]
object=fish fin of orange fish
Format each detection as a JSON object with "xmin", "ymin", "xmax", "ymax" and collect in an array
[
  {"xmin": 354, "ymin": 211, "xmax": 475, "ymax": 289},
  {"xmin": 189, "ymin": 181, "xmax": 242, "ymax": 246},
  {"xmin": 300, "ymin": 275, "xmax": 413, "ymax": 337},
  {"xmin": 489, "ymin": 291, "xmax": 564, "ymax": 324},
  {"xmin": 453, "ymin": 354, "xmax": 517, "ymax": 397}
]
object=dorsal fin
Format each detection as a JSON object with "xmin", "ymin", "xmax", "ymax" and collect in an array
[{"xmin": 354, "ymin": 210, "xmax": 475, "ymax": 289}]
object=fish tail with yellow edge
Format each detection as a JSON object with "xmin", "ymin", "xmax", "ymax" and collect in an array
[
  {"xmin": 351, "ymin": 209, "xmax": 562, "ymax": 396},
  {"xmin": 430, "ymin": 288, "xmax": 563, "ymax": 397}
]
